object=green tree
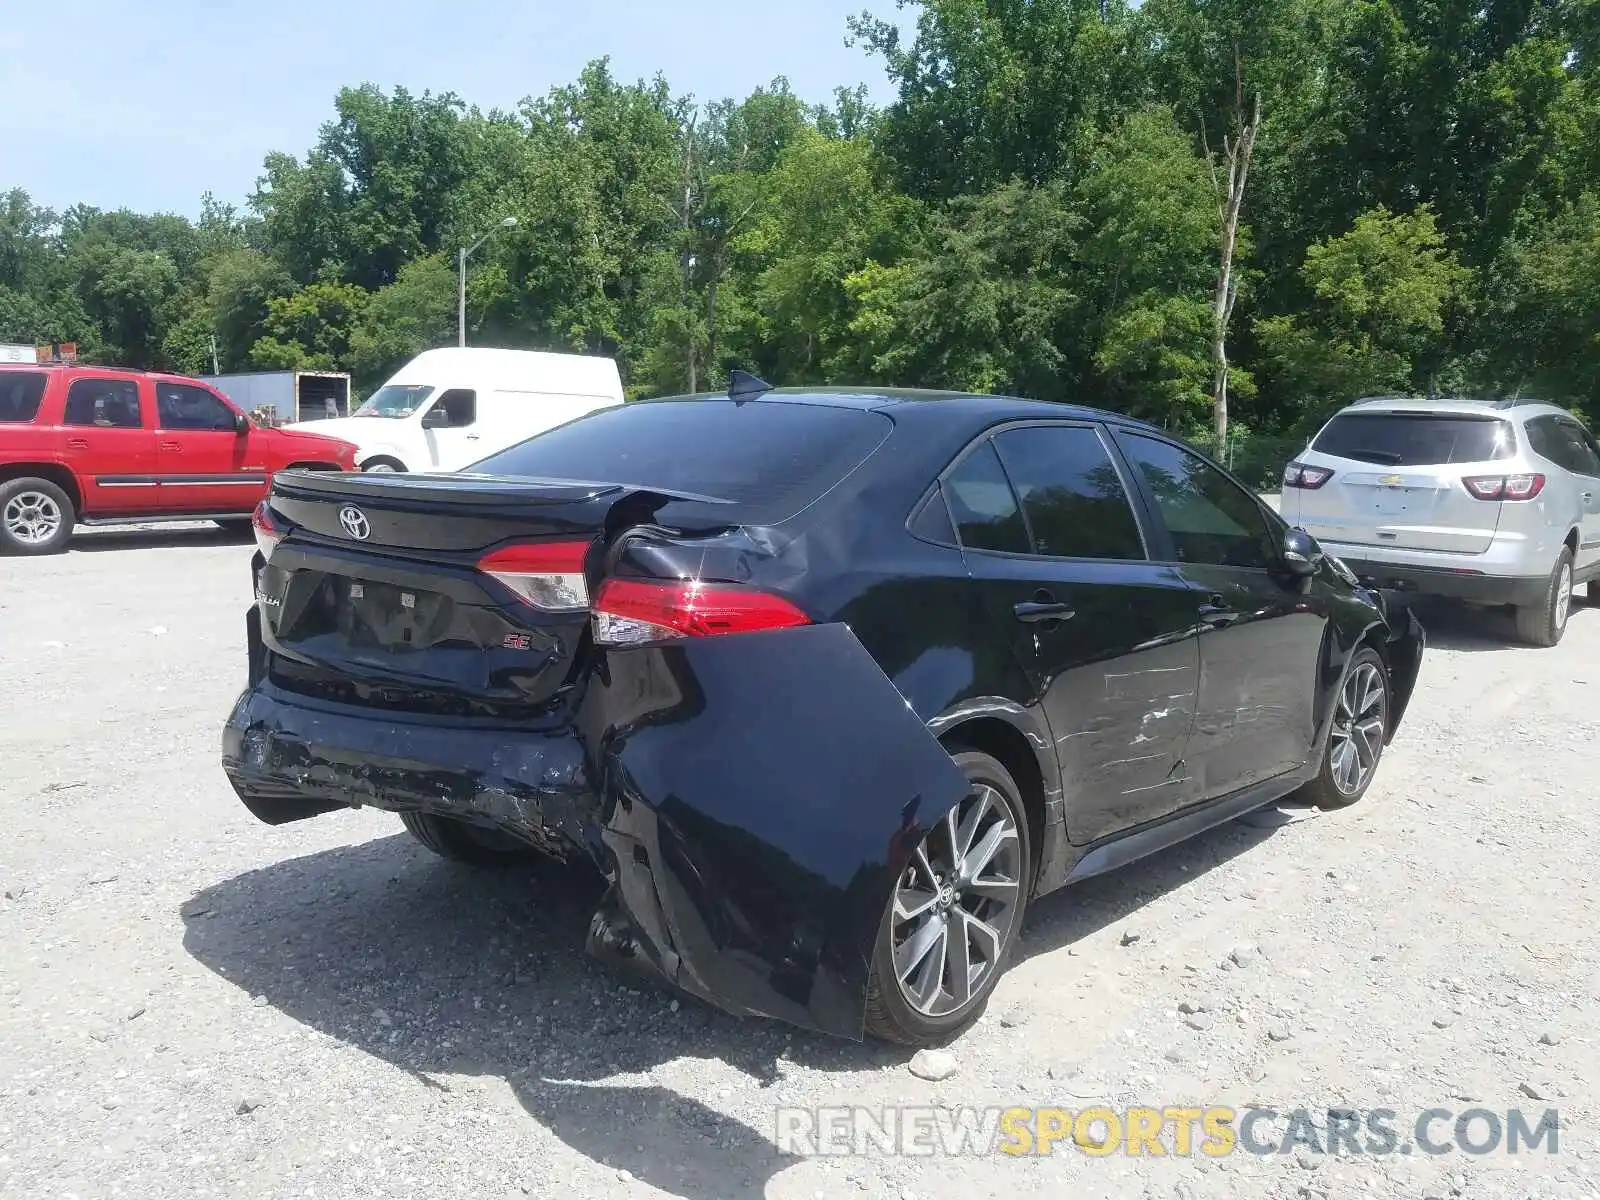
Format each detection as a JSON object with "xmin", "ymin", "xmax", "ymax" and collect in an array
[
  {"xmin": 249, "ymin": 281, "xmax": 370, "ymax": 369},
  {"xmin": 1258, "ymin": 204, "xmax": 1467, "ymax": 412},
  {"xmin": 349, "ymin": 255, "xmax": 457, "ymax": 385}
]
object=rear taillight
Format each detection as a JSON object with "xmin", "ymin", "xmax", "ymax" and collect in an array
[
  {"xmin": 591, "ymin": 578, "xmax": 811, "ymax": 645},
  {"xmin": 252, "ymin": 501, "xmax": 286, "ymax": 558},
  {"xmin": 478, "ymin": 541, "xmax": 593, "ymax": 611},
  {"xmin": 1283, "ymin": 461, "xmax": 1334, "ymax": 489},
  {"xmin": 1463, "ymin": 473, "xmax": 1545, "ymax": 501}
]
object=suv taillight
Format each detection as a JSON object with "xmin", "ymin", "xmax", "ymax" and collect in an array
[
  {"xmin": 591, "ymin": 579, "xmax": 811, "ymax": 645},
  {"xmin": 477, "ymin": 541, "xmax": 593, "ymax": 611},
  {"xmin": 1283, "ymin": 461, "xmax": 1334, "ymax": 489},
  {"xmin": 252, "ymin": 501, "xmax": 287, "ymax": 558},
  {"xmin": 1463, "ymin": 473, "xmax": 1545, "ymax": 501}
]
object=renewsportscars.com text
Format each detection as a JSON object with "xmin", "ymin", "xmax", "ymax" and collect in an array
[{"xmin": 775, "ymin": 1105, "xmax": 1561, "ymax": 1159}]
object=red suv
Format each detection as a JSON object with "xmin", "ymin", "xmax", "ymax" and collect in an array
[{"xmin": 0, "ymin": 365, "xmax": 358, "ymax": 554}]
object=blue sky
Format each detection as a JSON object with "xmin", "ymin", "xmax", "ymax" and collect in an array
[{"xmin": 0, "ymin": 0, "xmax": 913, "ymax": 218}]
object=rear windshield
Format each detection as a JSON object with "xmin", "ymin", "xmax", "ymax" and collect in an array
[
  {"xmin": 0, "ymin": 372, "xmax": 46, "ymax": 423},
  {"xmin": 1313, "ymin": 412, "xmax": 1515, "ymax": 465},
  {"xmin": 469, "ymin": 399, "xmax": 892, "ymax": 521}
]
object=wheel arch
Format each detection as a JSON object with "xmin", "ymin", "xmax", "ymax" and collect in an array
[
  {"xmin": 0, "ymin": 462, "xmax": 81, "ymax": 512},
  {"xmin": 928, "ymin": 702, "xmax": 1060, "ymax": 886}
]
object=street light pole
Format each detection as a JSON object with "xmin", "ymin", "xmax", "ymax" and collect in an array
[{"xmin": 457, "ymin": 216, "xmax": 519, "ymax": 348}]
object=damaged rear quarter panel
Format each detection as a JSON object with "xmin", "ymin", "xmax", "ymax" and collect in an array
[{"xmin": 576, "ymin": 622, "xmax": 971, "ymax": 1040}]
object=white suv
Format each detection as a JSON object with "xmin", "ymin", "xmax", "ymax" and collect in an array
[{"xmin": 1282, "ymin": 397, "xmax": 1600, "ymax": 646}]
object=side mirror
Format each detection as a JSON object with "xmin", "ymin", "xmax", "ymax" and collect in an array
[
  {"xmin": 233, "ymin": 411, "xmax": 250, "ymax": 434},
  {"xmin": 1282, "ymin": 528, "xmax": 1324, "ymax": 577},
  {"xmin": 420, "ymin": 407, "xmax": 448, "ymax": 429}
]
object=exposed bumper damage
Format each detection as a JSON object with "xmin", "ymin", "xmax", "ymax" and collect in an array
[
  {"xmin": 1376, "ymin": 594, "xmax": 1427, "ymax": 739},
  {"xmin": 222, "ymin": 617, "xmax": 969, "ymax": 1040}
]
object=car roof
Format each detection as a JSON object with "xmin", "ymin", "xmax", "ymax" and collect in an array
[
  {"xmin": 1339, "ymin": 395, "xmax": 1570, "ymax": 420},
  {"xmin": 641, "ymin": 386, "xmax": 1169, "ymax": 435}
]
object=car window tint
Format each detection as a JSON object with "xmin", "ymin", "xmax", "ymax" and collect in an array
[
  {"xmin": 1312, "ymin": 412, "xmax": 1514, "ymax": 465},
  {"xmin": 1120, "ymin": 434, "xmax": 1276, "ymax": 569},
  {"xmin": 940, "ymin": 440, "xmax": 1030, "ymax": 555},
  {"xmin": 0, "ymin": 372, "xmax": 47, "ymax": 423},
  {"xmin": 909, "ymin": 484, "xmax": 958, "ymax": 545},
  {"xmin": 993, "ymin": 425, "xmax": 1145, "ymax": 560},
  {"xmin": 470, "ymin": 399, "xmax": 892, "ymax": 525},
  {"xmin": 432, "ymin": 388, "xmax": 476, "ymax": 427},
  {"xmin": 63, "ymin": 378, "xmax": 142, "ymax": 428},
  {"xmin": 157, "ymin": 383, "xmax": 236, "ymax": 431},
  {"xmin": 1555, "ymin": 420, "xmax": 1600, "ymax": 475}
]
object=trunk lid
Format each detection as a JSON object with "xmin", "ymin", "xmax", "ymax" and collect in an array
[
  {"xmin": 257, "ymin": 470, "xmax": 734, "ymax": 718},
  {"xmin": 1294, "ymin": 410, "xmax": 1514, "ymax": 554}
]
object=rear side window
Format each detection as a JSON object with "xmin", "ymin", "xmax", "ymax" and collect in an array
[
  {"xmin": 64, "ymin": 378, "xmax": 142, "ymax": 428},
  {"xmin": 993, "ymin": 425, "xmax": 1145, "ymax": 560},
  {"xmin": 0, "ymin": 372, "xmax": 46, "ymax": 423},
  {"xmin": 469, "ymin": 400, "xmax": 892, "ymax": 523},
  {"xmin": 1313, "ymin": 412, "xmax": 1515, "ymax": 465},
  {"xmin": 1526, "ymin": 416, "xmax": 1600, "ymax": 476},
  {"xmin": 942, "ymin": 440, "xmax": 1030, "ymax": 554}
]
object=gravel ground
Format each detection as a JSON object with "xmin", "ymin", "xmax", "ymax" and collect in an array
[{"xmin": 2, "ymin": 528, "xmax": 1598, "ymax": 1200}]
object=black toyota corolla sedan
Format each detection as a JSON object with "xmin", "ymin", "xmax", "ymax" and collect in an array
[{"xmin": 223, "ymin": 379, "xmax": 1424, "ymax": 1047}]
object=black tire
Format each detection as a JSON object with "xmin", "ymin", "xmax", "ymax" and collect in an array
[
  {"xmin": 400, "ymin": 811, "xmax": 536, "ymax": 866},
  {"xmin": 1300, "ymin": 646, "xmax": 1390, "ymax": 809},
  {"xmin": 864, "ymin": 749, "xmax": 1033, "ymax": 1047},
  {"xmin": 1588, "ymin": 580, "xmax": 1600, "ymax": 607},
  {"xmin": 0, "ymin": 477, "xmax": 76, "ymax": 555},
  {"xmin": 1513, "ymin": 546, "xmax": 1573, "ymax": 647},
  {"xmin": 361, "ymin": 457, "xmax": 406, "ymax": 473}
]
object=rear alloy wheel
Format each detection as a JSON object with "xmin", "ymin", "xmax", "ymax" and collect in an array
[
  {"xmin": 400, "ymin": 811, "xmax": 537, "ymax": 866},
  {"xmin": 0, "ymin": 478, "xmax": 75, "ymax": 555},
  {"xmin": 1301, "ymin": 647, "xmax": 1389, "ymax": 809},
  {"xmin": 865, "ymin": 749, "xmax": 1032, "ymax": 1046},
  {"xmin": 1514, "ymin": 547, "xmax": 1573, "ymax": 648}
]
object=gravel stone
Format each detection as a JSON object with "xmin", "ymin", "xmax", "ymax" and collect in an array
[{"xmin": 908, "ymin": 1049, "xmax": 958, "ymax": 1081}]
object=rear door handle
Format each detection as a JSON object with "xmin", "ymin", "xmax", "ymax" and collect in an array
[
  {"xmin": 1014, "ymin": 601, "xmax": 1076, "ymax": 624},
  {"xmin": 66, "ymin": 437, "xmax": 89, "ymax": 450},
  {"xmin": 159, "ymin": 441, "xmax": 182, "ymax": 452},
  {"xmin": 1198, "ymin": 596, "xmax": 1241, "ymax": 627}
]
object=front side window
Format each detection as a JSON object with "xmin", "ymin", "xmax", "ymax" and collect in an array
[
  {"xmin": 1119, "ymin": 434, "xmax": 1277, "ymax": 570},
  {"xmin": 941, "ymin": 440, "xmax": 1031, "ymax": 555},
  {"xmin": 64, "ymin": 378, "xmax": 142, "ymax": 429},
  {"xmin": 0, "ymin": 372, "xmax": 47, "ymax": 423},
  {"xmin": 157, "ymin": 383, "xmax": 237, "ymax": 431},
  {"xmin": 427, "ymin": 388, "xmax": 477, "ymax": 428},
  {"xmin": 992, "ymin": 425, "xmax": 1145, "ymax": 560}
]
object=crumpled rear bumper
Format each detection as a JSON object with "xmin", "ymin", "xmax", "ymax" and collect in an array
[
  {"xmin": 1374, "ymin": 595, "xmax": 1426, "ymax": 739},
  {"xmin": 222, "ymin": 615, "xmax": 969, "ymax": 1040}
]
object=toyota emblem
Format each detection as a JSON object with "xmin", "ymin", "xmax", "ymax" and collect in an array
[{"xmin": 338, "ymin": 505, "xmax": 371, "ymax": 541}]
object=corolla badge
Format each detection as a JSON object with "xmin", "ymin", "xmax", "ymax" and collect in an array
[{"xmin": 338, "ymin": 505, "xmax": 371, "ymax": 540}]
